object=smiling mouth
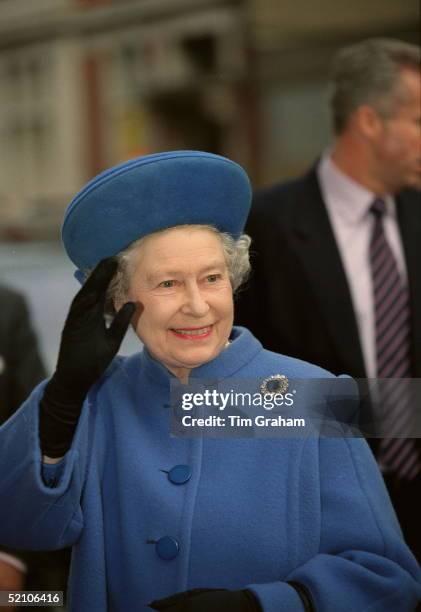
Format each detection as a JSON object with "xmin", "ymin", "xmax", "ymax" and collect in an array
[{"xmin": 171, "ymin": 326, "xmax": 213, "ymax": 339}]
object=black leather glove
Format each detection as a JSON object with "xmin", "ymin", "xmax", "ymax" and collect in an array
[
  {"xmin": 39, "ymin": 257, "xmax": 137, "ymax": 457},
  {"xmin": 149, "ymin": 588, "xmax": 261, "ymax": 611}
]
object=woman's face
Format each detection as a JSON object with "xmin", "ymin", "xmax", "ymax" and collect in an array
[{"xmin": 124, "ymin": 226, "xmax": 234, "ymax": 382}]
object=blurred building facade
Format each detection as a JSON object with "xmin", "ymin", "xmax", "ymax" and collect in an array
[{"xmin": 0, "ymin": 0, "xmax": 418, "ymax": 240}]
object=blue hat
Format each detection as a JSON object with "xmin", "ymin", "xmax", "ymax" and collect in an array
[{"xmin": 62, "ymin": 150, "xmax": 251, "ymax": 277}]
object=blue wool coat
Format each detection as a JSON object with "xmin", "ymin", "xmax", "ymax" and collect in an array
[{"xmin": 0, "ymin": 328, "xmax": 419, "ymax": 611}]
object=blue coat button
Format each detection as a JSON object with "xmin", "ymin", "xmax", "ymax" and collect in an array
[
  {"xmin": 155, "ymin": 536, "xmax": 180, "ymax": 560},
  {"xmin": 168, "ymin": 465, "xmax": 192, "ymax": 485}
]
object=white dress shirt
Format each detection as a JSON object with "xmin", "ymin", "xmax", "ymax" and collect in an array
[{"xmin": 317, "ymin": 153, "xmax": 408, "ymax": 378}]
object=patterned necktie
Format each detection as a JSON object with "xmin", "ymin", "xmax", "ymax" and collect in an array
[{"xmin": 369, "ymin": 198, "xmax": 420, "ymax": 480}]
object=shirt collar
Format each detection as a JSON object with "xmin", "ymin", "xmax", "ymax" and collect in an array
[{"xmin": 318, "ymin": 152, "xmax": 396, "ymax": 224}]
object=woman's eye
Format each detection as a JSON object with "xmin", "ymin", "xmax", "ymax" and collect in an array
[
  {"xmin": 159, "ymin": 280, "xmax": 175, "ymax": 288},
  {"xmin": 207, "ymin": 274, "xmax": 220, "ymax": 283}
]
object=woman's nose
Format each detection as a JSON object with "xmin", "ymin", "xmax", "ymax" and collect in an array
[{"xmin": 181, "ymin": 284, "xmax": 210, "ymax": 317}]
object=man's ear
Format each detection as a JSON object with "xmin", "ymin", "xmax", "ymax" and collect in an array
[{"xmin": 354, "ymin": 104, "xmax": 384, "ymax": 140}]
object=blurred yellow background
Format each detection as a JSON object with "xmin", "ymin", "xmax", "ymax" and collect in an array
[{"xmin": 0, "ymin": 0, "xmax": 418, "ymax": 241}]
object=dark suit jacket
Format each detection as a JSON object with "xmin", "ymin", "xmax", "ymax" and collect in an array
[
  {"xmin": 235, "ymin": 166, "xmax": 421, "ymax": 376},
  {"xmin": 0, "ymin": 286, "xmax": 46, "ymax": 423},
  {"xmin": 235, "ymin": 167, "xmax": 421, "ymax": 436}
]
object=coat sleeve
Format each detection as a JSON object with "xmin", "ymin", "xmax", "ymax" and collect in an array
[
  {"xmin": 0, "ymin": 381, "xmax": 89, "ymax": 551},
  {"xmin": 248, "ymin": 436, "xmax": 421, "ymax": 612}
]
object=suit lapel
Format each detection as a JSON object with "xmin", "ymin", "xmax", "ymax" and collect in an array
[
  {"xmin": 396, "ymin": 191, "xmax": 421, "ymax": 376},
  {"xmin": 290, "ymin": 168, "xmax": 366, "ymax": 377}
]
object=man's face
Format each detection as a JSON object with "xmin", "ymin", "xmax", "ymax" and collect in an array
[
  {"xmin": 375, "ymin": 68, "xmax": 421, "ymax": 192},
  {"xmin": 125, "ymin": 226, "xmax": 234, "ymax": 382}
]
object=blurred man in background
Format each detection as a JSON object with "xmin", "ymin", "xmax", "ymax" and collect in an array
[
  {"xmin": 235, "ymin": 38, "xmax": 421, "ymax": 560},
  {"xmin": 0, "ymin": 284, "xmax": 69, "ymax": 609},
  {"xmin": 0, "ymin": 285, "xmax": 46, "ymax": 421}
]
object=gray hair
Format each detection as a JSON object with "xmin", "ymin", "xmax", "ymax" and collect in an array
[
  {"xmin": 105, "ymin": 225, "xmax": 251, "ymax": 313},
  {"xmin": 331, "ymin": 38, "xmax": 420, "ymax": 134}
]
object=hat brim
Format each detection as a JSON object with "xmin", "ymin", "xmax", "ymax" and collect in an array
[{"xmin": 62, "ymin": 151, "xmax": 251, "ymax": 271}]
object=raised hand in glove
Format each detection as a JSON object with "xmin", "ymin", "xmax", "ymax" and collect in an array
[
  {"xmin": 39, "ymin": 257, "xmax": 137, "ymax": 457},
  {"xmin": 149, "ymin": 588, "xmax": 262, "ymax": 612}
]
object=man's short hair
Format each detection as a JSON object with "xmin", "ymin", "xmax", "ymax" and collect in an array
[{"xmin": 330, "ymin": 38, "xmax": 420, "ymax": 134}]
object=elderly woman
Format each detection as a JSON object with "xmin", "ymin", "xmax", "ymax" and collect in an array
[{"xmin": 0, "ymin": 151, "xmax": 419, "ymax": 612}]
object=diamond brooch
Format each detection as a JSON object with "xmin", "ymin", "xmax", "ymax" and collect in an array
[{"xmin": 260, "ymin": 374, "xmax": 289, "ymax": 396}]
